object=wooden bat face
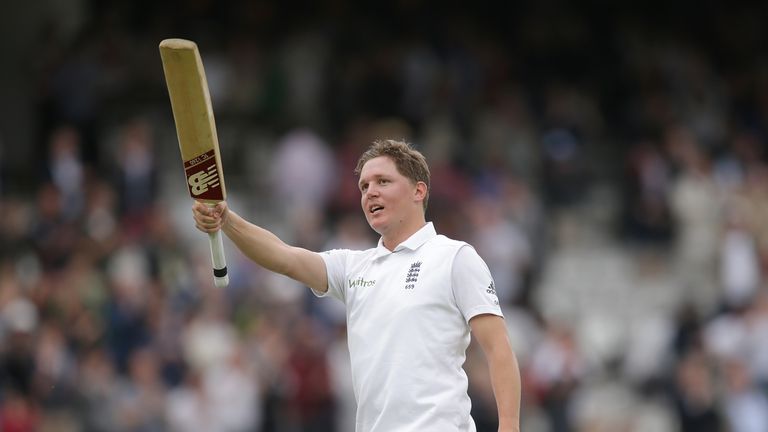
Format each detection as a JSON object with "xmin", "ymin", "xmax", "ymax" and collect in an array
[{"xmin": 159, "ymin": 38, "xmax": 226, "ymax": 203}]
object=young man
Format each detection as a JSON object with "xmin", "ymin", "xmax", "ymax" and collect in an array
[{"xmin": 193, "ymin": 139, "xmax": 521, "ymax": 431}]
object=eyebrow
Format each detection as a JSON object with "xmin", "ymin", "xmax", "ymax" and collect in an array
[{"xmin": 358, "ymin": 174, "xmax": 387, "ymax": 189}]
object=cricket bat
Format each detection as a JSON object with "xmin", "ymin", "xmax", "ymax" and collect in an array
[{"xmin": 159, "ymin": 38, "xmax": 229, "ymax": 288}]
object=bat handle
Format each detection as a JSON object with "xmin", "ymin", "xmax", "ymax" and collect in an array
[{"xmin": 208, "ymin": 225, "xmax": 229, "ymax": 288}]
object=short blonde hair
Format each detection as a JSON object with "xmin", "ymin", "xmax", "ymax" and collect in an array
[{"xmin": 355, "ymin": 139, "xmax": 430, "ymax": 211}]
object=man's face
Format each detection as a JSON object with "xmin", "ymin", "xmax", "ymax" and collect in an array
[{"xmin": 358, "ymin": 156, "xmax": 419, "ymax": 235}]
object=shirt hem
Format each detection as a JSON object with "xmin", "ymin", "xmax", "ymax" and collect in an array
[{"xmin": 464, "ymin": 305, "xmax": 503, "ymax": 323}]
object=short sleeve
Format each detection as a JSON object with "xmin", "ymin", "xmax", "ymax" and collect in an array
[
  {"xmin": 452, "ymin": 245, "xmax": 503, "ymax": 323},
  {"xmin": 313, "ymin": 249, "xmax": 348, "ymax": 303}
]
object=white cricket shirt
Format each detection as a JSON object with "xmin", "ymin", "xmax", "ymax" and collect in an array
[{"xmin": 314, "ymin": 222, "xmax": 503, "ymax": 432}]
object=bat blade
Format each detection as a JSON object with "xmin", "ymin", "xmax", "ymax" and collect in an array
[
  {"xmin": 159, "ymin": 38, "xmax": 226, "ymax": 202},
  {"xmin": 160, "ymin": 38, "xmax": 229, "ymax": 288}
]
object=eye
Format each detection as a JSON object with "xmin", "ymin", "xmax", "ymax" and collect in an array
[
  {"xmin": 360, "ymin": 183, "xmax": 368, "ymax": 192},
  {"xmin": 378, "ymin": 179, "xmax": 389, "ymax": 185}
]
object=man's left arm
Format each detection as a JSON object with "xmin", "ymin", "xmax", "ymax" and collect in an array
[{"xmin": 470, "ymin": 313, "xmax": 521, "ymax": 432}]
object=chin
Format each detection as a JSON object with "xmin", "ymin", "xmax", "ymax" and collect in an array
[
  {"xmin": 367, "ymin": 222, "xmax": 384, "ymax": 235},
  {"xmin": 366, "ymin": 217, "xmax": 386, "ymax": 235}
]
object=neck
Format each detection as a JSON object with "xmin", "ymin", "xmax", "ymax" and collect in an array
[{"xmin": 381, "ymin": 217, "xmax": 427, "ymax": 251}]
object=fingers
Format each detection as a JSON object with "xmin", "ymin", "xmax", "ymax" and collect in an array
[{"xmin": 192, "ymin": 201, "xmax": 227, "ymax": 233}]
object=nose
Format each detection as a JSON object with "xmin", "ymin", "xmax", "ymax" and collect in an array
[{"xmin": 365, "ymin": 184, "xmax": 380, "ymax": 198}]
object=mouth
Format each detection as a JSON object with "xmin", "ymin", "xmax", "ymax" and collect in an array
[{"xmin": 369, "ymin": 205, "xmax": 384, "ymax": 215}]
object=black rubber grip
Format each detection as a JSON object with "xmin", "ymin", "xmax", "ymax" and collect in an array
[{"xmin": 213, "ymin": 267, "xmax": 228, "ymax": 277}]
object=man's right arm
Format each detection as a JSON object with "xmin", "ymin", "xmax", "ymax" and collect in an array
[{"xmin": 193, "ymin": 201, "xmax": 328, "ymax": 293}]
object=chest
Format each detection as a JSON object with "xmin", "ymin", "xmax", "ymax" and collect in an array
[{"xmin": 344, "ymin": 252, "xmax": 456, "ymax": 322}]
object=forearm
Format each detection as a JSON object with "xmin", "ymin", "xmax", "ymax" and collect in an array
[
  {"xmin": 221, "ymin": 210, "xmax": 328, "ymax": 292},
  {"xmin": 488, "ymin": 345, "xmax": 522, "ymax": 432},
  {"xmin": 221, "ymin": 209, "xmax": 295, "ymax": 275}
]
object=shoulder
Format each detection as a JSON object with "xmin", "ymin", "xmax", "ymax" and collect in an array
[
  {"xmin": 320, "ymin": 247, "xmax": 377, "ymax": 288},
  {"xmin": 431, "ymin": 234, "xmax": 468, "ymax": 249},
  {"xmin": 428, "ymin": 235, "xmax": 488, "ymax": 267},
  {"xmin": 320, "ymin": 248, "xmax": 376, "ymax": 257},
  {"xmin": 424, "ymin": 235, "xmax": 477, "ymax": 262},
  {"xmin": 321, "ymin": 246, "xmax": 376, "ymax": 262}
]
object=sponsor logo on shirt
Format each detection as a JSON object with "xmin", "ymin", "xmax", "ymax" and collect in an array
[
  {"xmin": 487, "ymin": 281, "xmax": 499, "ymax": 305},
  {"xmin": 404, "ymin": 261, "xmax": 422, "ymax": 290},
  {"xmin": 486, "ymin": 281, "xmax": 496, "ymax": 295},
  {"xmin": 349, "ymin": 277, "xmax": 376, "ymax": 288}
]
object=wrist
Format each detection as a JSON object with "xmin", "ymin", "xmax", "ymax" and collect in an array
[
  {"xmin": 220, "ymin": 208, "xmax": 233, "ymax": 231},
  {"xmin": 498, "ymin": 419, "xmax": 520, "ymax": 432}
]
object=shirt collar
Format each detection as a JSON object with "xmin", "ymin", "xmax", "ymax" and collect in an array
[{"xmin": 373, "ymin": 222, "xmax": 436, "ymax": 259}]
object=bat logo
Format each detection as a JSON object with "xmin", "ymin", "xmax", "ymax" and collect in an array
[
  {"xmin": 184, "ymin": 149, "xmax": 224, "ymax": 200},
  {"xmin": 188, "ymin": 165, "xmax": 220, "ymax": 196}
]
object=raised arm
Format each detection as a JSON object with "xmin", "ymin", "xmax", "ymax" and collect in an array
[
  {"xmin": 469, "ymin": 314, "xmax": 521, "ymax": 432},
  {"xmin": 193, "ymin": 201, "xmax": 328, "ymax": 293}
]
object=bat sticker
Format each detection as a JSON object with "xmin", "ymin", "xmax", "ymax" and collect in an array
[{"xmin": 184, "ymin": 149, "xmax": 223, "ymax": 200}]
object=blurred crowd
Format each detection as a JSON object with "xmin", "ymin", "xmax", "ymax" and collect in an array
[{"xmin": 2, "ymin": 1, "xmax": 768, "ymax": 431}]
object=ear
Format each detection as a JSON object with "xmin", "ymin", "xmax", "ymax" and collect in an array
[{"xmin": 413, "ymin": 181, "xmax": 428, "ymax": 203}]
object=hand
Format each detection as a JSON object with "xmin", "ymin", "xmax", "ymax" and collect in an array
[{"xmin": 192, "ymin": 200, "xmax": 228, "ymax": 233}]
